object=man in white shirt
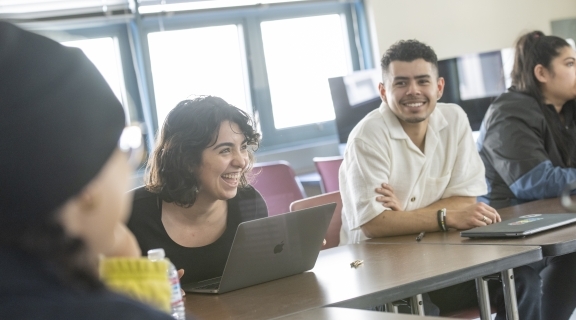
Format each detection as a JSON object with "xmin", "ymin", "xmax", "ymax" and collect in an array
[{"xmin": 339, "ymin": 40, "xmax": 540, "ymax": 319}]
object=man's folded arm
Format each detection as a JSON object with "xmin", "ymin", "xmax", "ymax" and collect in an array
[{"xmin": 361, "ymin": 196, "xmax": 496, "ymax": 238}]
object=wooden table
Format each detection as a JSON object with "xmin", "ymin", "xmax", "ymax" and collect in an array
[
  {"xmin": 366, "ymin": 197, "xmax": 576, "ymax": 256},
  {"xmin": 184, "ymin": 243, "xmax": 541, "ymax": 320},
  {"xmin": 273, "ymin": 307, "xmax": 466, "ymax": 319},
  {"xmin": 365, "ymin": 196, "xmax": 576, "ymax": 319}
]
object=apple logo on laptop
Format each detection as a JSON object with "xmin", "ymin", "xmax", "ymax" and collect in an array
[{"xmin": 273, "ymin": 241, "xmax": 284, "ymax": 254}]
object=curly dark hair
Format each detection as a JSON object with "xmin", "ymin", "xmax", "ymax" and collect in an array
[
  {"xmin": 146, "ymin": 96, "xmax": 261, "ymax": 207},
  {"xmin": 380, "ymin": 39, "xmax": 439, "ymax": 77}
]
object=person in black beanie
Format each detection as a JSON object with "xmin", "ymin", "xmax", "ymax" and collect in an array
[{"xmin": 0, "ymin": 22, "xmax": 173, "ymax": 319}]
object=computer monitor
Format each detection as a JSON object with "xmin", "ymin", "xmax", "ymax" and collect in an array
[
  {"xmin": 329, "ymin": 49, "xmax": 510, "ymax": 144},
  {"xmin": 328, "ymin": 69, "xmax": 381, "ymax": 144},
  {"xmin": 438, "ymin": 50, "xmax": 508, "ymax": 131}
]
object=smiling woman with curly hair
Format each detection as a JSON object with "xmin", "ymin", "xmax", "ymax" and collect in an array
[{"xmin": 127, "ymin": 96, "xmax": 268, "ymax": 285}]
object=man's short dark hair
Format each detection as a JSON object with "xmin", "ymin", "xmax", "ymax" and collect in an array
[{"xmin": 380, "ymin": 40, "xmax": 438, "ymax": 76}]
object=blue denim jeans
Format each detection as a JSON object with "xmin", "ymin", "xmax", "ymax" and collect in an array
[{"xmin": 527, "ymin": 252, "xmax": 576, "ymax": 320}]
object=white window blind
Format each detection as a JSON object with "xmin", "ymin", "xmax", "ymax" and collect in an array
[{"xmin": 0, "ymin": 0, "xmax": 130, "ymax": 20}]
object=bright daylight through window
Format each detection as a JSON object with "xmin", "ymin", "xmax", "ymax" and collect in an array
[
  {"xmin": 261, "ymin": 14, "xmax": 350, "ymax": 129},
  {"xmin": 147, "ymin": 25, "xmax": 249, "ymax": 126},
  {"xmin": 61, "ymin": 37, "xmax": 127, "ymax": 110}
]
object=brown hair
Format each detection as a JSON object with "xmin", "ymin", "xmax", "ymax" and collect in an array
[
  {"xmin": 510, "ymin": 31, "xmax": 576, "ymax": 166},
  {"xmin": 510, "ymin": 30, "xmax": 570, "ymax": 103},
  {"xmin": 145, "ymin": 96, "xmax": 260, "ymax": 207}
]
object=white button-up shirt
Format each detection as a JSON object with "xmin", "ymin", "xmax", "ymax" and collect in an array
[{"xmin": 339, "ymin": 102, "xmax": 487, "ymax": 244}]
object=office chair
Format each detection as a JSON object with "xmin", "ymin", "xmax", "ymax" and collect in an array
[
  {"xmin": 313, "ymin": 156, "xmax": 343, "ymax": 193},
  {"xmin": 251, "ymin": 160, "xmax": 306, "ymax": 216},
  {"xmin": 290, "ymin": 191, "xmax": 342, "ymax": 250}
]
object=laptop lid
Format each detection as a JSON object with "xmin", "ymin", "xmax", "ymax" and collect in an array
[
  {"xmin": 183, "ymin": 202, "xmax": 336, "ymax": 294},
  {"xmin": 461, "ymin": 213, "xmax": 576, "ymax": 238}
]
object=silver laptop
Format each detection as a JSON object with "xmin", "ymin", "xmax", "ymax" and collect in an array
[
  {"xmin": 461, "ymin": 213, "xmax": 576, "ymax": 238},
  {"xmin": 181, "ymin": 202, "xmax": 336, "ymax": 294}
]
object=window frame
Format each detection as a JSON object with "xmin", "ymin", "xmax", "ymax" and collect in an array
[
  {"xmin": 33, "ymin": 22, "xmax": 144, "ymax": 125},
  {"xmin": 29, "ymin": 21, "xmax": 155, "ymax": 166},
  {"xmin": 15, "ymin": 0, "xmax": 374, "ymax": 156},
  {"xmin": 138, "ymin": 1, "xmax": 366, "ymax": 151}
]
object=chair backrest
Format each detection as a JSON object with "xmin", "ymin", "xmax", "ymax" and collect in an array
[
  {"xmin": 251, "ymin": 160, "xmax": 306, "ymax": 216},
  {"xmin": 290, "ymin": 191, "xmax": 342, "ymax": 250},
  {"xmin": 313, "ymin": 156, "xmax": 343, "ymax": 193}
]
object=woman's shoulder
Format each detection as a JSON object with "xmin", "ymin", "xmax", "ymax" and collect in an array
[
  {"xmin": 232, "ymin": 185, "xmax": 268, "ymax": 219},
  {"xmin": 485, "ymin": 91, "xmax": 543, "ymax": 123},
  {"xmin": 130, "ymin": 186, "xmax": 160, "ymax": 210},
  {"xmin": 492, "ymin": 91, "xmax": 541, "ymax": 112},
  {"xmin": 131, "ymin": 185, "xmax": 157, "ymax": 201},
  {"xmin": 128, "ymin": 186, "xmax": 161, "ymax": 224},
  {"xmin": 235, "ymin": 184, "xmax": 261, "ymax": 199}
]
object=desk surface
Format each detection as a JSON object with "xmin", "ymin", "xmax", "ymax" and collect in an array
[
  {"xmin": 273, "ymin": 307, "xmax": 466, "ymax": 320},
  {"xmin": 367, "ymin": 197, "xmax": 576, "ymax": 256},
  {"xmin": 184, "ymin": 243, "xmax": 541, "ymax": 320}
]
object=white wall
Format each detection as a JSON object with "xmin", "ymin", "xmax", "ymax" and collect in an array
[{"xmin": 365, "ymin": 0, "xmax": 576, "ymax": 60}]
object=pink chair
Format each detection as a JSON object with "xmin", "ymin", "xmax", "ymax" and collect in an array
[
  {"xmin": 251, "ymin": 161, "xmax": 305, "ymax": 216},
  {"xmin": 290, "ymin": 191, "xmax": 342, "ymax": 250},
  {"xmin": 313, "ymin": 156, "xmax": 343, "ymax": 193}
]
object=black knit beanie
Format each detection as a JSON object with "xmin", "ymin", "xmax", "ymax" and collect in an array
[{"xmin": 0, "ymin": 22, "xmax": 126, "ymax": 220}]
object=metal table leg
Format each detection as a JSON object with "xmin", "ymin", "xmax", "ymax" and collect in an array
[
  {"xmin": 385, "ymin": 302, "xmax": 399, "ymax": 313},
  {"xmin": 501, "ymin": 269, "xmax": 519, "ymax": 320},
  {"xmin": 475, "ymin": 276, "xmax": 493, "ymax": 320},
  {"xmin": 410, "ymin": 294, "xmax": 424, "ymax": 315}
]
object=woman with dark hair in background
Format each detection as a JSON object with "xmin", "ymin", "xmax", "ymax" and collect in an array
[
  {"xmin": 127, "ymin": 96, "xmax": 268, "ymax": 285},
  {"xmin": 477, "ymin": 30, "xmax": 576, "ymax": 319},
  {"xmin": 0, "ymin": 22, "xmax": 172, "ymax": 320}
]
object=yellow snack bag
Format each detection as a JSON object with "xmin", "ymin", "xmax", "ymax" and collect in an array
[{"xmin": 99, "ymin": 257, "xmax": 171, "ymax": 313}]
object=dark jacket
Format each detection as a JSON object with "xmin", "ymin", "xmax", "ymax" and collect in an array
[
  {"xmin": 477, "ymin": 90, "xmax": 576, "ymax": 208},
  {"xmin": 0, "ymin": 249, "xmax": 174, "ymax": 320}
]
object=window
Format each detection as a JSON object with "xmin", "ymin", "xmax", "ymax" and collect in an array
[
  {"xmin": 138, "ymin": 1, "xmax": 364, "ymax": 150},
  {"xmin": 261, "ymin": 14, "xmax": 350, "ymax": 129},
  {"xmin": 62, "ymin": 37, "xmax": 129, "ymax": 119},
  {"xmin": 147, "ymin": 25, "xmax": 250, "ymax": 126},
  {"xmin": 8, "ymin": 1, "xmax": 371, "ymax": 154}
]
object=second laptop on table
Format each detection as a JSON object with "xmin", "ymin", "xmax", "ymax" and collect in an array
[{"xmin": 461, "ymin": 213, "xmax": 576, "ymax": 238}]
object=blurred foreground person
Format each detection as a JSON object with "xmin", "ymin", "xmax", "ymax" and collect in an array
[{"xmin": 0, "ymin": 22, "xmax": 173, "ymax": 320}]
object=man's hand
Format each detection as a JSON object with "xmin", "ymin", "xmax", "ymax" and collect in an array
[
  {"xmin": 445, "ymin": 202, "xmax": 501, "ymax": 230},
  {"xmin": 375, "ymin": 183, "xmax": 402, "ymax": 211}
]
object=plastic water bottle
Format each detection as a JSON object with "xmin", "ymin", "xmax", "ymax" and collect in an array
[{"xmin": 147, "ymin": 248, "xmax": 186, "ymax": 320}]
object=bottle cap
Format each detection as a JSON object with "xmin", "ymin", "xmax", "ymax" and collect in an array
[{"xmin": 147, "ymin": 248, "xmax": 166, "ymax": 261}]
